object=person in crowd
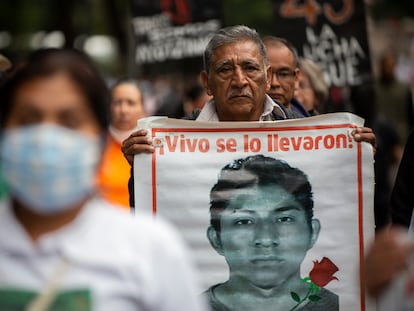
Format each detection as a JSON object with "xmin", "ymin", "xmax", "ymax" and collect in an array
[
  {"xmin": 183, "ymin": 83, "xmax": 212, "ymax": 117},
  {"xmin": 390, "ymin": 127, "xmax": 414, "ymax": 227},
  {"xmin": 153, "ymin": 76, "xmax": 186, "ymax": 119},
  {"xmin": 365, "ymin": 226, "xmax": 414, "ymax": 310},
  {"xmin": 97, "ymin": 79, "xmax": 145, "ymax": 209},
  {"xmin": 121, "ymin": 25, "xmax": 376, "ymax": 207},
  {"xmin": 350, "ymin": 81, "xmax": 403, "ymax": 231},
  {"xmin": 0, "ymin": 54, "xmax": 12, "ymax": 72},
  {"xmin": 262, "ymin": 36, "xmax": 310, "ymax": 118},
  {"xmin": 0, "ymin": 48, "xmax": 208, "ymax": 311},
  {"xmin": 0, "ymin": 54, "xmax": 11, "ymax": 72},
  {"xmin": 375, "ymin": 50, "xmax": 414, "ymax": 144},
  {"xmin": 205, "ymin": 155, "xmax": 338, "ymax": 311},
  {"xmin": 294, "ymin": 58, "xmax": 329, "ymax": 116}
]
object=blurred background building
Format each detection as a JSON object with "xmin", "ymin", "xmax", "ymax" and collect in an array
[{"xmin": 0, "ymin": 0, "xmax": 414, "ymax": 115}]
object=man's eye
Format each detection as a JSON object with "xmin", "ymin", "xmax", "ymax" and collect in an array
[
  {"xmin": 218, "ymin": 67, "xmax": 231, "ymax": 74},
  {"xmin": 234, "ymin": 219, "xmax": 254, "ymax": 225},
  {"xmin": 276, "ymin": 216, "xmax": 293, "ymax": 223},
  {"xmin": 245, "ymin": 65, "xmax": 258, "ymax": 72},
  {"xmin": 278, "ymin": 72, "xmax": 289, "ymax": 78}
]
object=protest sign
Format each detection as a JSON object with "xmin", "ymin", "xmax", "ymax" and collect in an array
[
  {"xmin": 130, "ymin": 0, "xmax": 221, "ymax": 66},
  {"xmin": 272, "ymin": 0, "xmax": 372, "ymax": 88},
  {"xmin": 134, "ymin": 113, "xmax": 375, "ymax": 310}
]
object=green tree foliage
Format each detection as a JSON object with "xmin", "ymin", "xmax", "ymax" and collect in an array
[
  {"xmin": 0, "ymin": 0, "xmax": 130, "ymax": 75},
  {"xmin": 222, "ymin": 0, "xmax": 273, "ymax": 35}
]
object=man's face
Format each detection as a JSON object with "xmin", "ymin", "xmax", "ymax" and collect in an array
[
  {"xmin": 266, "ymin": 45, "xmax": 299, "ymax": 108},
  {"xmin": 200, "ymin": 40, "xmax": 271, "ymax": 121},
  {"xmin": 294, "ymin": 73, "xmax": 317, "ymax": 112},
  {"xmin": 208, "ymin": 185, "xmax": 319, "ymax": 290}
]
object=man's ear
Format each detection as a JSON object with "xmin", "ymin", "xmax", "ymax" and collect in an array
[
  {"xmin": 309, "ymin": 218, "xmax": 321, "ymax": 248},
  {"xmin": 207, "ymin": 226, "xmax": 224, "ymax": 255},
  {"xmin": 200, "ymin": 70, "xmax": 212, "ymax": 96},
  {"xmin": 294, "ymin": 68, "xmax": 300, "ymax": 82},
  {"xmin": 265, "ymin": 65, "xmax": 272, "ymax": 92}
]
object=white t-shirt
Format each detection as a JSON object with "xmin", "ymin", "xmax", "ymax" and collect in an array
[{"xmin": 0, "ymin": 197, "xmax": 209, "ymax": 311}]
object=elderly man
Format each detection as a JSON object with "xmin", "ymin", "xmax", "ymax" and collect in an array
[
  {"xmin": 122, "ymin": 25, "xmax": 375, "ymax": 206},
  {"xmin": 263, "ymin": 36, "xmax": 309, "ymax": 118}
]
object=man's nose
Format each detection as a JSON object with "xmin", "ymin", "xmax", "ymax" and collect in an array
[
  {"xmin": 231, "ymin": 67, "xmax": 248, "ymax": 88},
  {"xmin": 254, "ymin": 221, "xmax": 278, "ymax": 247},
  {"xmin": 270, "ymin": 72, "xmax": 281, "ymax": 88}
]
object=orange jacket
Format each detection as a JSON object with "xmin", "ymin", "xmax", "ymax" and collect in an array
[{"xmin": 97, "ymin": 134, "xmax": 131, "ymax": 209}]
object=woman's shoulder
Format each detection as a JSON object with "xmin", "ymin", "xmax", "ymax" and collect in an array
[{"xmin": 74, "ymin": 197, "xmax": 185, "ymax": 256}]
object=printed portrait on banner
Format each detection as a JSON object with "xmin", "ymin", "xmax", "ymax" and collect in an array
[
  {"xmin": 204, "ymin": 154, "xmax": 339, "ymax": 310},
  {"xmin": 133, "ymin": 113, "xmax": 375, "ymax": 311}
]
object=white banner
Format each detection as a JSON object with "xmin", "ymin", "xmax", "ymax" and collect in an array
[{"xmin": 134, "ymin": 113, "xmax": 375, "ymax": 311}]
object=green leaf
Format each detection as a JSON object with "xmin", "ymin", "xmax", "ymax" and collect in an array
[
  {"xmin": 310, "ymin": 283, "xmax": 321, "ymax": 293},
  {"xmin": 291, "ymin": 292, "xmax": 301, "ymax": 302},
  {"xmin": 308, "ymin": 295, "xmax": 321, "ymax": 302},
  {"xmin": 301, "ymin": 277, "xmax": 311, "ymax": 283}
]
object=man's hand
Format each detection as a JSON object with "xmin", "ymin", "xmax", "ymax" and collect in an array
[
  {"xmin": 351, "ymin": 127, "xmax": 377, "ymax": 154},
  {"xmin": 121, "ymin": 129, "xmax": 154, "ymax": 166}
]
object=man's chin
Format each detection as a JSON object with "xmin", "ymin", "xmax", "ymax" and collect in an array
[
  {"xmin": 269, "ymin": 94, "xmax": 285, "ymax": 103},
  {"xmin": 227, "ymin": 97, "xmax": 254, "ymax": 106},
  {"xmin": 251, "ymin": 280, "xmax": 282, "ymax": 291}
]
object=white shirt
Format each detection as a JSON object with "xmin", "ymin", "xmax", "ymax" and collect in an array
[{"xmin": 0, "ymin": 197, "xmax": 209, "ymax": 311}]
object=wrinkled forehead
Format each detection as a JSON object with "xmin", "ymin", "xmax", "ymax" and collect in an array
[{"xmin": 210, "ymin": 40, "xmax": 265, "ymax": 65}]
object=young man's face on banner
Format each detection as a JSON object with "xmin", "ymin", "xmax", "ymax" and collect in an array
[{"xmin": 208, "ymin": 185, "xmax": 320, "ymax": 289}]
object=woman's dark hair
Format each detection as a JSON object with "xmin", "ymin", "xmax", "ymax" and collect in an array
[
  {"xmin": 0, "ymin": 48, "xmax": 110, "ymax": 130},
  {"xmin": 209, "ymin": 155, "xmax": 313, "ymax": 232}
]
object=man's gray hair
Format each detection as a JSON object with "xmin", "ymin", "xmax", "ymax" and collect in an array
[{"xmin": 203, "ymin": 25, "xmax": 268, "ymax": 73}]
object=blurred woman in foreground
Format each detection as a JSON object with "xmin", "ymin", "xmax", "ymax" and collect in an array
[{"xmin": 0, "ymin": 48, "xmax": 207, "ymax": 311}]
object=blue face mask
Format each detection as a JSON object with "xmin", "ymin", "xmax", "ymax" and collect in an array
[{"xmin": 0, "ymin": 124, "xmax": 102, "ymax": 214}]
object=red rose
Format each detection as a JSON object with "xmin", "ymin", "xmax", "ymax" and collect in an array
[{"xmin": 309, "ymin": 257, "xmax": 339, "ymax": 287}]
